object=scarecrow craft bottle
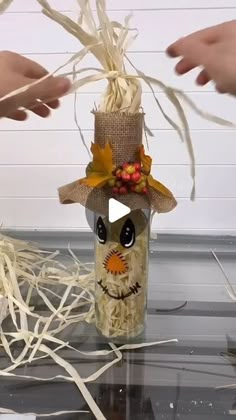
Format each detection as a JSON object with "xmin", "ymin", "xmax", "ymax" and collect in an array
[
  {"xmin": 94, "ymin": 209, "xmax": 150, "ymax": 340},
  {"xmin": 59, "ymin": 112, "xmax": 177, "ymax": 341}
]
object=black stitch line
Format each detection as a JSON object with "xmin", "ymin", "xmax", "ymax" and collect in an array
[{"xmin": 97, "ymin": 280, "xmax": 141, "ymax": 301}]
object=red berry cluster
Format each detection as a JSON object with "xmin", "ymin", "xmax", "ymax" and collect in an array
[{"xmin": 108, "ymin": 162, "xmax": 148, "ymax": 195}]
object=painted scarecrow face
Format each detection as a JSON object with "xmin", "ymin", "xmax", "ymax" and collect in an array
[{"xmin": 95, "ymin": 210, "xmax": 149, "ymax": 301}]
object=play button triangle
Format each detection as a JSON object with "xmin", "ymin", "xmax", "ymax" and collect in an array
[{"xmin": 108, "ymin": 198, "xmax": 131, "ymax": 223}]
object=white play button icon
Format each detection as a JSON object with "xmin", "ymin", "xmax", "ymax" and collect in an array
[{"xmin": 108, "ymin": 198, "xmax": 131, "ymax": 223}]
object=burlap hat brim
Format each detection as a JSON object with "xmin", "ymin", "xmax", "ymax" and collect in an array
[{"xmin": 58, "ymin": 181, "xmax": 177, "ymax": 216}]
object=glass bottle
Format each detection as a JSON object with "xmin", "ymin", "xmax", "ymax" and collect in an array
[{"xmin": 94, "ymin": 208, "xmax": 150, "ymax": 342}]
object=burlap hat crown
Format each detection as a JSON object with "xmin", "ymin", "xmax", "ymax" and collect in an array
[{"xmin": 58, "ymin": 112, "xmax": 177, "ymax": 216}]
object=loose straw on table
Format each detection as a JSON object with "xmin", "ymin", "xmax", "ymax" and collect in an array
[{"xmin": 0, "ymin": 233, "xmax": 179, "ymax": 420}]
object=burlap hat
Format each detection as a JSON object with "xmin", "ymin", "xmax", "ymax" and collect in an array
[{"xmin": 58, "ymin": 112, "xmax": 177, "ymax": 216}]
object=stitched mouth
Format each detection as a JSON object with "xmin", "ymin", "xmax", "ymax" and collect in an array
[{"xmin": 97, "ymin": 279, "xmax": 141, "ymax": 301}]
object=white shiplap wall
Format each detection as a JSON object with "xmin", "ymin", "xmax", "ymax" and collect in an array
[{"xmin": 0, "ymin": 0, "xmax": 236, "ymax": 234}]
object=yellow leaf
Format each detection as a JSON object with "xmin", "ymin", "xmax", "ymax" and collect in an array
[
  {"xmin": 147, "ymin": 175, "xmax": 174, "ymax": 199},
  {"xmin": 85, "ymin": 162, "xmax": 93, "ymax": 177},
  {"xmin": 79, "ymin": 143, "xmax": 115, "ymax": 189},
  {"xmin": 139, "ymin": 145, "xmax": 152, "ymax": 174},
  {"xmin": 91, "ymin": 142, "xmax": 114, "ymax": 174},
  {"xmin": 80, "ymin": 174, "xmax": 112, "ymax": 188}
]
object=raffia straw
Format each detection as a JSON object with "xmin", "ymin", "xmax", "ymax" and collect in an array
[
  {"xmin": 0, "ymin": 0, "xmax": 235, "ymax": 200},
  {"xmin": 0, "ymin": 0, "xmax": 13, "ymax": 13},
  {"xmin": 38, "ymin": 343, "xmax": 107, "ymax": 420},
  {"xmin": 216, "ymin": 384, "xmax": 236, "ymax": 390},
  {"xmin": 0, "ymin": 232, "xmax": 178, "ymax": 420},
  {"xmin": 0, "ymin": 408, "xmax": 89, "ymax": 416},
  {"xmin": 211, "ymin": 250, "xmax": 236, "ymax": 301}
]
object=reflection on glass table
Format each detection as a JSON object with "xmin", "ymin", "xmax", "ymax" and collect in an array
[{"xmin": 1, "ymin": 234, "xmax": 236, "ymax": 419}]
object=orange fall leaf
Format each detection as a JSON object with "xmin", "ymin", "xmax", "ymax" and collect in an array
[
  {"xmin": 147, "ymin": 175, "xmax": 174, "ymax": 199},
  {"xmin": 139, "ymin": 145, "xmax": 152, "ymax": 174}
]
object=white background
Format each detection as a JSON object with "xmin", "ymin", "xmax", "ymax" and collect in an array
[{"xmin": 0, "ymin": 0, "xmax": 236, "ymax": 234}]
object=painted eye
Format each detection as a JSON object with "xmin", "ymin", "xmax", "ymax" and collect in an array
[
  {"xmin": 96, "ymin": 217, "xmax": 107, "ymax": 244},
  {"xmin": 120, "ymin": 218, "xmax": 136, "ymax": 249}
]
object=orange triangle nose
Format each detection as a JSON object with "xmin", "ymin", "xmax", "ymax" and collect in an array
[{"xmin": 103, "ymin": 250, "xmax": 128, "ymax": 276}]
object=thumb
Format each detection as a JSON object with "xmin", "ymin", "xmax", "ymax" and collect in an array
[
  {"xmin": 0, "ymin": 76, "xmax": 71, "ymax": 118},
  {"xmin": 24, "ymin": 76, "xmax": 71, "ymax": 103}
]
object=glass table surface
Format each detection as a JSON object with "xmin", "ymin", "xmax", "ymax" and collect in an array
[{"xmin": 1, "ymin": 233, "xmax": 236, "ymax": 420}]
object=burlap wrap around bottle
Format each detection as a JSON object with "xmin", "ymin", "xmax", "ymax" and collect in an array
[{"xmin": 58, "ymin": 112, "xmax": 177, "ymax": 215}]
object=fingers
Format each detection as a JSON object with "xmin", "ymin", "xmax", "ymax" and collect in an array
[
  {"xmin": 167, "ymin": 38, "xmax": 184, "ymax": 58},
  {"xmin": 9, "ymin": 53, "xmax": 49, "ymax": 79},
  {"xmin": 169, "ymin": 39, "xmax": 212, "ymax": 66},
  {"xmin": 167, "ymin": 25, "xmax": 220, "ymax": 58},
  {"xmin": 28, "ymin": 101, "xmax": 51, "ymax": 118},
  {"xmin": 26, "ymin": 98, "xmax": 60, "ymax": 117},
  {"xmin": 5, "ymin": 100, "xmax": 59, "ymax": 120},
  {"xmin": 175, "ymin": 59, "xmax": 212, "ymax": 87},
  {"xmin": 0, "ymin": 75, "xmax": 70, "ymax": 117},
  {"xmin": 7, "ymin": 110, "xmax": 28, "ymax": 121},
  {"xmin": 196, "ymin": 69, "xmax": 211, "ymax": 86},
  {"xmin": 168, "ymin": 38, "xmax": 218, "ymax": 80},
  {"xmin": 23, "ymin": 76, "xmax": 71, "ymax": 104},
  {"xmin": 175, "ymin": 58, "xmax": 196, "ymax": 75},
  {"xmin": 0, "ymin": 71, "xmax": 70, "ymax": 119},
  {"xmin": 3, "ymin": 52, "xmax": 69, "ymax": 99},
  {"xmin": 215, "ymin": 83, "xmax": 227, "ymax": 94},
  {"xmin": 24, "ymin": 59, "xmax": 48, "ymax": 79},
  {"xmin": 45, "ymin": 99, "xmax": 60, "ymax": 109}
]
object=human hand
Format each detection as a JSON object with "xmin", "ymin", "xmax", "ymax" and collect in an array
[
  {"xmin": 0, "ymin": 50, "xmax": 71, "ymax": 120},
  {"xmin": 166, "ymin": 20, "xmax": 236, "ymax": 95}
]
